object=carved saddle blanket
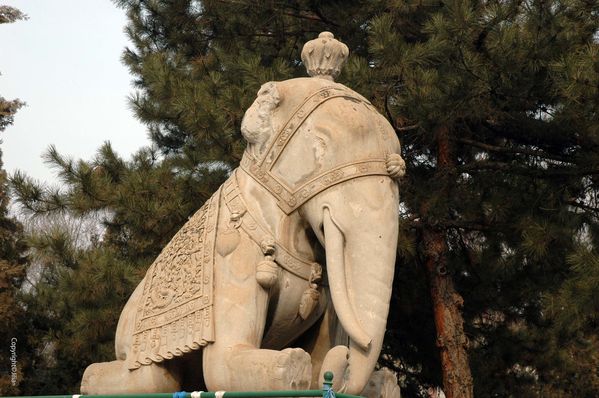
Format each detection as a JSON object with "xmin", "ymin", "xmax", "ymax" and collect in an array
[{"xmin": 127, "ymin": 188, "xmax": 221, "ymax": 370}]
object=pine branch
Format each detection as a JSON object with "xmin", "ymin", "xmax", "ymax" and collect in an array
[
  {"xmin": 408, "ymin": 218, "xmax": 492, "ymax": 232},
  {"xmin": 457, "ymin": 230, "xmax": 483, "ymax": 283},
  {"xmin": 0, "ymin": 6, "xmax": 27, "ymax": 24},
  {"xmin": 459, "ymin": 161, "xmax": 599, "ymax": 178},
  {"xmin": 457, "ymin": 46, "xmax": 485, "ymax": 82},
  {"xmin": 566, "ymin": 200, "xmax": 599, "ymax": 216},
  {"xmin": 281, "ymin": 10, "xmax": 333, "ymax": 25},
  {"xmin": 308, "ymin": 4, "xmax": 340, "ymax": 27},
  {"xmin": 455, "ymin": 137, "xmax": 571, "ymax": 162},
  {"xmin": 385, "ymin": 83, "xmax": 420, "ymax": 134},
  {"xmin": 481, "ymin": 119, "xmax": 582, "ymax": 149},
  {"xmin": 10, "ymin": 172, "xmax": 70, "ymax": 214}
]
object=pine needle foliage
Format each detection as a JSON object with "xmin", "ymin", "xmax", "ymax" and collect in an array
[
  {"xmin": 18, "ymin": 218, "xmax": 137, "ymax": 395},
  {"xmin": 0, "ymin": 6, "xmax": 29, "ymax": 395},
  {"xmin": 0, "ymin": 166, "xmax": 28, "ymax": 395},
  {"xmin": 368, "ymin": 1, "xmax": 599, "ymax": 396},
  {"xmin": 10, "ymin": 0, "xmax": 599, "ymax": 396}
]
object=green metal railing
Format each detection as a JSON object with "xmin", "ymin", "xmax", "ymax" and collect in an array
[{"xmin": 3, "ymin": 371, "xmax": 364, "ymax": 398}]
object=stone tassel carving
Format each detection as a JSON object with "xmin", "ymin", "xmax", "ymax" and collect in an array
[
  {"xmin": 256, "ymin": 237, "xmax": 279, "ymax": 288},
  {"xmin": 385, "ymin": 153, "xmax": 406, "ymax": 179},
  {"xmin": 298, "ymin": 263, "xmax": 322, "ymax": 320}
]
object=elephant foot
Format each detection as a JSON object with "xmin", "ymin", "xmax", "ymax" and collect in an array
[
  {"xmin": 270, "ymin": 348, "xmax": 312, "ymax": 390},
  {"xmin": 204, "ymin": 346, "xmax": 311, "ymax": 391},
  {"xmin": 81, "ymin": 360, "xmax": 180, "ymax": 394},
  {"xmin": 319, "ymin": 345, "xmax": 350, "ymax": 392},
  {"xmin": 360, "ymin": 368, "xmax": 401, "ymax": 398}
]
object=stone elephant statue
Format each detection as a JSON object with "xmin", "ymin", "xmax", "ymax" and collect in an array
[{"xmin": 81, "ymin": 32, "xmax": 405, "ymax": 397}]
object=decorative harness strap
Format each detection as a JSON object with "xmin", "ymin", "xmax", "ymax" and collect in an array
[
  {"xmin": 223, "ymin": 172, "xmax": 323, "ymax": 318},
  {"xmin": 222, "ymin": 171, "xmax": 319, "ymax": 282},
  {"xmin": 240, "ymin": 85, "xmax": 390, "ymax": 215}
]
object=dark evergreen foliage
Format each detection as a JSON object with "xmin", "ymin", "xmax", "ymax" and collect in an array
[
  {"xmin": 0, "ymin": 6, "xmax": 29, "ymax": 394},
  {"xmin": 0, "ymin": 158, "xmax": 28, "ymax": 395}
]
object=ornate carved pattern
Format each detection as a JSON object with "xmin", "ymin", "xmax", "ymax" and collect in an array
[
  {"xmin": 127, "ymin": 188, "xmax": 221, "ymax": 370},
  {"xmin": 258, "ymin": 86, "xmax": 372, "ymax": 169},
  {"xmin": 223, "ymin": 173, "xmax": 315, "ymax": 281},
  {"xmin": 280, "ymin": 159, "xmax": 388, "ymax": 213},
  {"xmin": 241, "ymin": 85, "xmax": 392, "ymax": 214}
]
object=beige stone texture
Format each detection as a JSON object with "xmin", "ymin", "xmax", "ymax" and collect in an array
[{"xmin": 81, "ymin": 32, "xmax": 404, "ymax": 397}]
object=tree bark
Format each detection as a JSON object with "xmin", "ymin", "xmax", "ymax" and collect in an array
[
  {"xmin": 421, "ymin": 125, "xmax": 474, "ymax": 398},
  {"xmin": 422, "ymin": 229, "xmax": 473, "ymax": 398}
]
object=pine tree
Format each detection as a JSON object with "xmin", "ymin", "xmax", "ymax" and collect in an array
[
  {"xmin": 11, "ymin": 1, "xmax": 599, "ymax": 396},
  {"xmin": 0, "ymin": 148, "xmax": 28, "ymax": 396},
  {"xmin": 0, "ymin": 5, "xmax": 29, "ymax": 394},
  {"xmin": 365, "ymin": 2, "xmax": 599, "ymax": 396},
  {"xmin": 0, "ymin": 6, "xmax": 25, "ymax": 132},
  {"xmin": 14, "ymin": 213, "xmax": 139, "ymax": 394}
]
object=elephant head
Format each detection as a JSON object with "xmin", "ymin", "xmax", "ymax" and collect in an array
[{"xmin": 239, "ymin": 32, "xmax": 405, "ymax": 394}]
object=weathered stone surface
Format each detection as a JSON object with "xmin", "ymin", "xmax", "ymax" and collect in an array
[
  {"xmin": 360, "ymin": 368, "xmax": 402, "ymax": 398},
  {"xmin": 81, "ymin": 32, "xmax": 404, "ymax": 396}
]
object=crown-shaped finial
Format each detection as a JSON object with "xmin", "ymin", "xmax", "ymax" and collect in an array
[{"xmin": 301, "ymin": 32, "xmax": 349, "ymax": 81}]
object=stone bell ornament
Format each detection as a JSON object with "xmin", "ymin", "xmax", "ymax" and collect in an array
[
  {"xmin": 256, "ymin": 237, "xmax": 279, "ymax": 288},
  {"xmin": 299, "ymin": 263, "xmax": 323, "ymax": 320}
]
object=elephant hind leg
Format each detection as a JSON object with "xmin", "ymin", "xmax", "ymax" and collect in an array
[
  {"xmin": 114, "ymin": 277, "xmax": 146, "ymax": 361},
  {"xmin": 203, "ymin": 344, "xmax": 311, "ymax": 391},
  {"xmin": 80, "ymin": 360, "xmax": 181, "ymax": 394},
  {"xmin": 81, "ymin": 277, "xmax": 183, "ymax": 394}
]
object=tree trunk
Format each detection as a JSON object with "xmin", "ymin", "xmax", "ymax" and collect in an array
[
  {"xmin": 422, "ymin": 229, "xmax": 473, "ymax": 398},
  {"xmin": 421, "ymin": 126, "xmax": 474, "ymax": 398}
]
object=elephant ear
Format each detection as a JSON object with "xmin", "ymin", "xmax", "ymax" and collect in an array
[
  {"xmin": 256, "ymin": 81, "xmax": 281, "ymax": 109},
  {"xmin": 241, "ymin": 81, "xmax": 282, "ymax": 157}
]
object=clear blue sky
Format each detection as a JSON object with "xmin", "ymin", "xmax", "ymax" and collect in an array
[{"xmin": 1, "ymin": 0, "xmax": 149, "ymax": 183}]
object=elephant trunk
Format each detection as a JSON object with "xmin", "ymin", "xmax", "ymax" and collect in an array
[{"xmin": 305, "ymin": 177, "xmax": 399, "ymax": 394}]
